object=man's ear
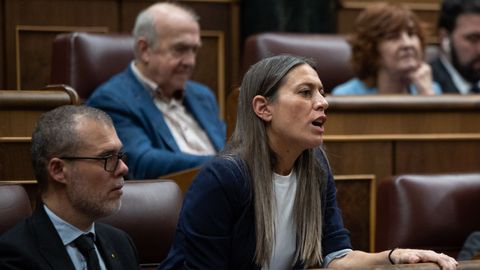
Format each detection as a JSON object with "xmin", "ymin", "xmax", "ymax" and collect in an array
[
  {"xmin": 137, "ymin": 38, "xmax": 151, "ymax": 63},
  {"xmin": 438, "ymin": 29, "xmax": 451, "ymax": 55},
  {"xmin": 252, "ymin": 95, "xmax": 272, "ymax": 121},
  {"xmin": 48, "ymin": 158, "xmax": 68, "ymax": 184}
]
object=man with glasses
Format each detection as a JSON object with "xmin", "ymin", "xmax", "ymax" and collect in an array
[
  {"xmin": 430, "ymin": 0, "xmax": 480, "ymax": 94},
  {"xmin": 87, "ymin": 2, "xmax": 226, "ymax": 179},
  {"xmin": 0, "ymin": 105, "xmax": 140, "ymax": 269}
]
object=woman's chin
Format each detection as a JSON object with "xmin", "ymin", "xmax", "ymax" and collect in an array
[
  {"xmin": 397, "ymin": 65, "xmax": 419, "ymax": 76},
  {"xmin": 398, "ymin": 59, "xmax": 420, "ymax": 71}
]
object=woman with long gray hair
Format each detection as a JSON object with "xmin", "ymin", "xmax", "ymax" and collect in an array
[{"xmin": 158, "ymin": 55, "xmax": 457, "ymax": 270}]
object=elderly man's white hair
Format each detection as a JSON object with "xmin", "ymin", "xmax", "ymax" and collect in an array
[{"xmin": 132, "ymin": 2, "xmax": 199, "ymax": 58}]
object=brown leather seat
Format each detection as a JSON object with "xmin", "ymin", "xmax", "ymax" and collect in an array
[
  {"xmin": 242, "ymin": 32, "xmax": 354, "ymax": 92},
  {"xmin": 376, "ymin": 173, "xmax": 480, "ymax": 257},
  {"xmin": 99, "ymin": 179, "xmax": 182, "ymax": 268},
  {"xmin": 0, "ymin": 184, "xmax": 32, "ymax": 235},
  {"xmin": 50, "ymin": 32, "xmax": 134, "ymax": 101}
]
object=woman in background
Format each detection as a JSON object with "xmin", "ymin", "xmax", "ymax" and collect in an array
[
  {"xmin": 158, "ymin": 55, "xmax": 456, "ymax": 270},
  {"xmin": 332, "ymin": 3, "xmax": 441, "ymax": 95}
]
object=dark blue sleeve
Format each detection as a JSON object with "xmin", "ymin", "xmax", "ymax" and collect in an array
[
  {"xmin": 184, "ymin": 81, "xmax": 226, "ymax": 152},
  {"xmin": 159, "ymin": 158, "xmax": 249, "ymax": 270},
  {"xmin": 320, "ymin": 152, "xmax": 353, "ymax": 255}
]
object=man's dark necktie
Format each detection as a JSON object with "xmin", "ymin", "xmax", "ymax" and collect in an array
[{"xmin": 74, "ymin": 233, "xmax": 101, "ymax": 270}]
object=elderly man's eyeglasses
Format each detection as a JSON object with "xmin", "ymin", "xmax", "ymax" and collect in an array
[{"xmin": 59, "ymin": 152, "xmax": 127, "ymax": 172}]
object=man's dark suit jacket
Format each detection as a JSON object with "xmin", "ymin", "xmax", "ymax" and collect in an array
[
  {"xmin": 430, "ymin": 57, "xmax": 461, "ymax": 94},
  {"xmin": 0, "ymin": 205, "xmax": 140, "ymax": 269}
]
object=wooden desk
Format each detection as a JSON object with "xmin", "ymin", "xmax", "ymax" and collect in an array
[
  {"xmin": 315, "ymin": 95, "xmax": 480, "ymax": 184},
  {"xmin": 325, "ymin": 95, "xmax": 480, "ymax": 135},
  {"xmin": 325, "ymin": 134, "xmax": 480, "ymax": 187},
  {"xmin": 227, "ymin": 93, "xmax": 480, "ymax": 137},
  {"xmin": 314, "ymin": 260, "xmax": 480, "ymax": 270}
]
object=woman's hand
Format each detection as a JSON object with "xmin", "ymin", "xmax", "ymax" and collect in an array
[
  {"xmin": 390, "ymin": 248, "xmax": 458, "ymax": 270},
  {"xmin": 328, "ymin": 249, "xmax": 458, "ymax": 270},
  {"xmin": 408, "ymin": 62, "xmax": 436, "ymax": 95}
]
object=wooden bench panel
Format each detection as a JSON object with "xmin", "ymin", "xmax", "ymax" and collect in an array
[
  {"xmin": 396, "ymin": 139, "xmax": 480, "ymax": 174},
  {"xmin": 325, "ymin": 134, "xmax": 480, "ymax": 185},
  {"xmin": 0, "ymin": 137, "xmax": 34, "ymax": 180},
  {"xmin": 0, "ymin": 86, "xmax": 79, "ymax": 137},
  {"xmin": 335, "ymin": 174, "xmax": 376, "ymax": 252}
]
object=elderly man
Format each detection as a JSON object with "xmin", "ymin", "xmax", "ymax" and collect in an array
[
  {"xmin": 430, "ymin": 0, "xmax": 480, "ymax": 94},
  {"xmin": 0, "ymin": 105, "xmax": 140, "ymax": 269},
  {"xmin": 87, "ymin": 2, "xmax": 226, "ymax": 179}
]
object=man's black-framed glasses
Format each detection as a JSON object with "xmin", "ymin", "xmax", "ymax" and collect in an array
[{"xmin": 59, "ymin": 152, "xmax": 127, "ymax": 172}]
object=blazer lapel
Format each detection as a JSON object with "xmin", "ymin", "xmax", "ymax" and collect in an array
[
  {"xmin": 143, "ymin": 98, "xmax": 180, "ymax": 152},
  {"xmin": 129, "ymin": 71, "xmax": 180, "ymax": 152},
  {"xmin": 95, "ymin": 233, "xmax": 122, "ymax": 270},
  {"xmin": 184, "ymin": 90, "xmax": 224, "ymax": 151},
  {"xmin": 31, "ymin": 206, "xmax": 76, "ymax": 270}
]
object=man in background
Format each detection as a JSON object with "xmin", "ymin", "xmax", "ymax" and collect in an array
[
  {"xmin": 87, "ymin": 2, "xmax": 226, "ymax": 179},
  {"xmin": 430, "ymin": 0, "xmax": 480, "ymax": 94},
  {"xmin": 458, "ymin": 231, "xmax": 480, "ymax": 260},
  {"xmin": 0, "ymin": 105, "xmax": 140, "ymax": 269}
]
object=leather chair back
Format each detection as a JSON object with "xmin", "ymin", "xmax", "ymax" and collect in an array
[
  {"xmin": 99, "ymin": 180, "xmax": 182, "ymax": 267},
  {"xmin": 50, "ymin": 32, "xmax": 134, "ymax": 101},
  {"xmin": 242, "ymin": 32, "xmax": 354, "ymax": 92},
  {"xmin": 376, "ymin": 173, "xmax": 480, "ymax": 257},
  {"xmin": 0, "ymin": 184, "xmax": 32, "ymax": 235}
]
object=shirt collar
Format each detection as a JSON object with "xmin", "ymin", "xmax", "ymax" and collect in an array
[
  {"xmin": 440, "ymin": 54, "xmax": 472, "ymax": 94},
  {"xmin": 131, "ymin": 61, "xmax": 157, "ymax": 96},
  {"xmin": 131, "ymin": 61, "xmax": 184, "ymax": 102},
  {"xmin": 44, "ymin": 204, "xmax": 96, "ymax": 246}
]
